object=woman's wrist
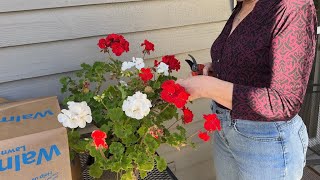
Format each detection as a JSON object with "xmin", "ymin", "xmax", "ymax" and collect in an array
[{"xmin": 198, "ymin": 75, "xmax": 233, "ymax": 109}]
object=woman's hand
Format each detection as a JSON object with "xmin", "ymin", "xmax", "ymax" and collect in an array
[
  {"xmin": 177, "ymin": 75, "xmax": 234, "ymax": 109},
  {"xmin": 202, "ymin": 62, "xmax": 213, "ymax": 76},
  {"xmin": 176, "ymin": 76, "xmax": 207, "ymax": 101}
]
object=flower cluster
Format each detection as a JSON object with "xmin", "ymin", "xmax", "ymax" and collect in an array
[
  {"xmin": 198, "ymin": 114, "xmax": 221, "ymax": 142},
  {"xmin": 156, "ymin": 62, "xmax": 169, "ymax": 76},
  {"xmin": 57, "ymin": 101, "xmax": 92, "ymax": 128},
  {"xmin": 139, "ymin": 68, "xmax": 153, "ymax": 83},
  {"xmin": 121, "ymin": 57, "xmax": 145, "ymax": 71},
  {"xmin": 182, "ymin": 107, "xmax": 194, "ymax": 124},
  {"xmin": 141, "ymin": 40, "xmax": 155, "ymax": 54},
  {"xmin": 122, "ymin": 91, "xmax": 152, "ymax": 120},
  {"xmin": 160, "ymin": 80, "xmax": 190, "ymax": 109},
  {"xmin": 148, "ymin": 126, "xmax": 164, "ymax": 139},
  {"xmin": 92, "ymin": 130, "xmax": 108, "ymax": 149},
  {"xmin": 98, "ymin": 34, "xmax": 129, "ymax": 56},
  {"xmin": 155, "ymin": 55, "xmax": 181, "ymax": 72}
]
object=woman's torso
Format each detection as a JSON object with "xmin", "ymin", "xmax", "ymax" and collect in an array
[{"xmin": 211, "ymin": 0, "xmax": 307, "ymax": 87}]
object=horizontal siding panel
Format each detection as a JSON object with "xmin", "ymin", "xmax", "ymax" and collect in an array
[
  {"xmin": 0, "ymin": 0, "xmax": 231, "ymax": 47},
  {"xmin": 0, "ymin": 22, "xmax": 225, "ymax": 83},
  {"xmin": 0, "ymin": 49, "xmax": 211, "ymax": 101},
  {"xmin": 0, "ymin": 0, "xmax": 143, "ymax": 13}
]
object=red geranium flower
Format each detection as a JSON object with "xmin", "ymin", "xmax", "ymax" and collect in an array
[
  {"xmin": 141, "ymin": 40, "xmax": 155, "ymax": 54},
  {"xmin": 198, "ymin": 131, "xmax": 210, "ymax": 142},
  {"xmin": 91, "ymin": 130, "xmax": 108, "ymax": 149},
  {"xmin": 97, "ymin": 34, "xmax": 129, "ymax": 56},
  {"xmin": 93, "ymin": 138, "xmax": 108, "ymax": 149},
  {"xmin": 203, "ymin": 114, "xmax": 221, "ymax": 132},
  {"xmin": 161, "ymin": 55, "xmax": 181, "ymax": 72},
  {"xmin": 139, "ymin": 68, "xmax": 153, "ymax": 83},
  {"xmin": 98, "ymin": 38, "xmax": 107, "ymax": 49},
  {"xmin": 182, "ymin": 107, "xmax": 193, "ymax": 124},
  {"xmin": 160, "ymin": 80, "xmax": 190, "ymax": 108},
  {"xmin": 91, "ymin": 130, "xmax": 107, "ymax": 139}
]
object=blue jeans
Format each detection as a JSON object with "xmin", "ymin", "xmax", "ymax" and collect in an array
[{"xmin": 211, "ymin": 102, "xmax": 308, "ymax": 180}]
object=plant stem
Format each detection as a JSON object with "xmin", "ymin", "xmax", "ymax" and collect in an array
[
  {"xmin": 140, "ymin": 132, "xmax": 147, "ymax": 145},
  {"xmin": 99, "ymin": 149, "xmax": 107, "ymax": 160},
  {"xmin": 187, "ymin": 131, "xmax": 199, "ymax": 140},
  {"xmin": 101, "ymin": 101, "xmax": 108, "ymax": 111},
  {"xmin": 95, "ymin": 82, "xmax": 102, "ymax": 94},
  {"xmin": 158, "ymin": 103, "xmax": 171, "ymax": 115},
  {"xmin": 167, "ymin": 118, "xmax": 181, "ymax": 129},
  {"xmin": 143, "ymin": 51, "xmax": 147, "ymax": 59},
  {"xmin": 107, "ymin": 50, "xmax": 113, "ymax": 60}
]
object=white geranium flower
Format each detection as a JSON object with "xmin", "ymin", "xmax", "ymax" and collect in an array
[
  {"xmin": 156, "ymin": 62, "xmax": 169, "ymax": 76},
  {"xmin": 132, "ymin": 57, "xmax": 145, "ymax": 70},
  {"xmin": 122, "ymin": 91, "xmax": 152, "ymax": 120},
  {"xmin": 57, "ymin": 101, "xmax": 92, "ymax": 128},
  {"xmin": 58, "ymin": 109, "xmax": 79, "ymax": 129},
  {"xmin": 121, "ymin": 61, "xmax": 135, "ymax": 71}
]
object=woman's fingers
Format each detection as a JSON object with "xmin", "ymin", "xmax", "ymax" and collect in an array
[{"xmin": 202, "ymin": 62, "xmax": 212, "ymax": 76}]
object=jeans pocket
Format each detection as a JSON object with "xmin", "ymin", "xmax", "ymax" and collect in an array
[
  {"xmin": 233, "ymin": 119, "xmax": 281, "ymax": 142},
  {"xmin": 298, "ymin": 123, "xmax": 309, "ymax": 162}
]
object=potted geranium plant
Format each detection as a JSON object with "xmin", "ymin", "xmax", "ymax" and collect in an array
[{"xmin": 57, "ymin": 34, "xmax": 221, "ymax": 180}]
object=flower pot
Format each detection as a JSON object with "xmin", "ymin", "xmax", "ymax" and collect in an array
[
  {"xmin": 79, "ymin": 152, "xmax": 118, "ymax": 180},
  {"xmin": 70, "ymin": 154, "xmax": 82, "ymax": 180}
]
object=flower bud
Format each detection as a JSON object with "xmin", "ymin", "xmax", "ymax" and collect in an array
[
  {"xmin": 144, "ymin": 86, "xmax": 154, "ymax": 93},
  {"xmin": 83, "ymin": 88, "xmax": 90, "ymax": 94}
]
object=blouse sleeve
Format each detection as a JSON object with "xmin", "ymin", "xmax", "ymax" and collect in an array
[{"xmin": 232, "ymin": 4, "xmax": 317, "ymax": 121}]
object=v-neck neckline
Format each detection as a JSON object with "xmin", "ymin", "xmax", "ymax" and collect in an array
[{"xmin": 227, "ymin": 1, "xmax": 259, "ymax": 40}]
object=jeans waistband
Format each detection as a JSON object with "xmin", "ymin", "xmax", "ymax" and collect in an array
[
  {"xmin": 210, "ymin": 100, "xmax": 301, "ymax": 126},
  {"xmin": 211, "ymin": 101, "xmax": 230, "ymax": 114}
]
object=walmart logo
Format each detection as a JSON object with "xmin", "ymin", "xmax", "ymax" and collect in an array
[{"xmin": 0, "ymin": 109, "xmax": 54, "ymax": 123}]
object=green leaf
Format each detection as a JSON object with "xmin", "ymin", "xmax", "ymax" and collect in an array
[
  {"xmin": 109, "ymin": 142, "xmax": 125, "ymax": 156},
  {"xmin": 110, "ymin": 161, "xmax": 122, "ymax": 172},
  {"xmin": 121, "ymin": 170, "xmax": 135, "ymax": 180},
  {"xmin": 108, "ymin": 108, "xmax": 124, "ymax": 122},
  {"xmin": 139, "ymin": 170, "xmax": 148, "ymax": 179},
  {"xmin": 136, "ymin": 152, "xmax": 154, "ymax": 171},
  {"xmin": 100, "ymin": 123, "xmax": 112, "ymax": 134},
  {"xmin": 117, "ymin": 85, "xmax": 127, "ymax": 100},
  {"xmin": 60, "ymin": 77, "xmax": 68, "ymax": 93},
  {"xmin": 155, "ymin": 156, "xmax": 167, "ymax": 172},
  {"xmin": 144, "ymin": 134, "xmax": 160, "ymax": 154},
  {"xmin": 138, "ymin": 158, "xmax": 154, "ymax": 171},
  {"xmin": 153, "ymin": 81, "xmax": 161, "ymax": 89},
  {"xmin": 159, "ymin": 104, "xmax": 177, "ymax": 121},
  {"xmin": 120, "ymin": 156, "xmax": 133, "ymax": 171},
  {"xmin": 89, "ymin": 162, "xmax": 103, "ymax": 178},
  {"xmin": 137, "ymin": 126, "xmax": 148, "ymax": 137},
  {"xmin": 177, "ymin": 125, "xmax": 186, "ymax": 136},
  {"xmin": 114, "ymin": 123, "xmax": 127, "ymax": 139},
  {"xmin": 68, "ymin": 131, "xmax": 80, "ymax": 144},
  {"xmin": 72, "ymin": 140, "xmax": 88, "ymax": 152},
  {"xmin": 122, "ymin": 134, "xmax": 139, "ymax": 145},
  {"xmin": 86, "ymin": 143, "xmax": 106, "ymax": 158}
]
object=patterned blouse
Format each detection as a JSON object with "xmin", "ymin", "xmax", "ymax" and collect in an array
[{"xmin": 211, "ymin": 0, "xmax": 317, "ymax": 121}]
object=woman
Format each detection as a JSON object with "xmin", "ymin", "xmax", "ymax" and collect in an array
[{"xmin": 177, "ymin": 0, "xmax": 317, "ymax": 179}]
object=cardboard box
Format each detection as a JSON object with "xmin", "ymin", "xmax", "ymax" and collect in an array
[{"xmin": 0, "ymin": 97, "xmax": 72, "ymax": 180}]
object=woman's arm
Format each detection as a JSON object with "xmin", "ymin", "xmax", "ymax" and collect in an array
[{"xmin": 178, "ymin": 4, "xmax": 317, "ymax": 120}]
